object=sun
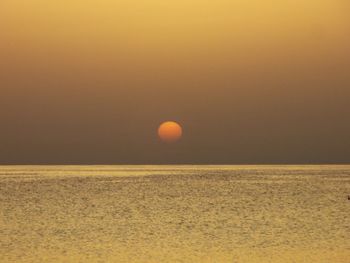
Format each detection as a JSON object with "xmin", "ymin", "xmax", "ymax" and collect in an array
[{"xmin": 158, "ymin": 121, "xmax": 183, "ymax": 143}]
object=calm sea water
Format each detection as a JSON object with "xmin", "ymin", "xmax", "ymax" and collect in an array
[{"xmin": 0, "ymin": 165, "xmax": 349, "ymax": 263}]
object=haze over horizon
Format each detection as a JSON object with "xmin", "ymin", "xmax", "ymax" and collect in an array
[{"xmin": 1, "ymin": 0, "xmax": 349, "ymax": 164}]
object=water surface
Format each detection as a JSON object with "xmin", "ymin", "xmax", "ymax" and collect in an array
[{"xmin": 0, "ymin": 165, "xmax": 349, "ymax": 262}]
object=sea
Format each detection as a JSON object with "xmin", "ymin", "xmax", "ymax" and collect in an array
[{"xmin": 0, "ymin": 165, "xmax": 349, "ymax": 263}]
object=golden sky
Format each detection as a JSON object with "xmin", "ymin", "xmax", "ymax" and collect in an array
[{"xmin": 0, "ymin": 0, "xmax": 349, "ymax": 163}]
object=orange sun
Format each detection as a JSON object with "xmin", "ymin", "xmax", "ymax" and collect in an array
[{"xmin": 158, "ymin": 121, "xmax": 183, "ymax": 143}]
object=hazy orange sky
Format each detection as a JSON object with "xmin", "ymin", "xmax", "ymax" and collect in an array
[{"xmin": 0, "ymin": 0, "xmax": 349, "ymax": 163}]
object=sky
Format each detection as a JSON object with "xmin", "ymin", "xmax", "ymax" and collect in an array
[{"xmin": 0, "ymin": 0, "xmax": 349, "ymax": 164}]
